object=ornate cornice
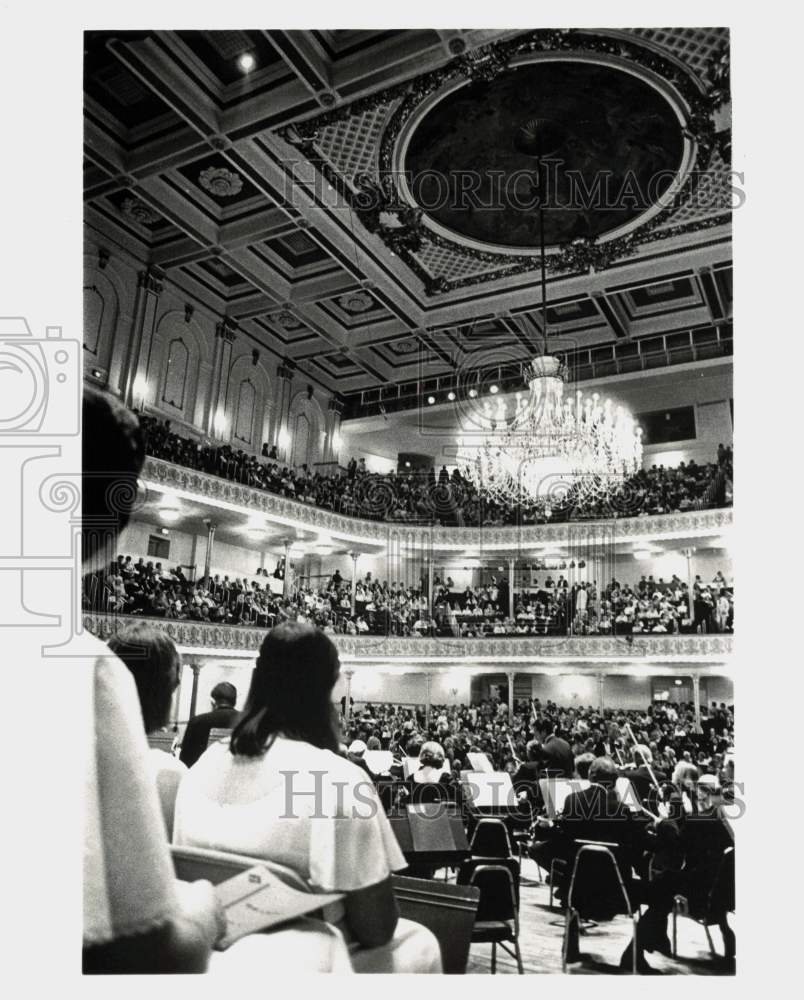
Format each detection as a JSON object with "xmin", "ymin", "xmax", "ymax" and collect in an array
[
  {"xmin": 83, "ymin": 613, "xmax": 733, "ymax": 662},
  {"xmin": 141, "ymin": 456, "xmax": 733, "ymax": 551}
]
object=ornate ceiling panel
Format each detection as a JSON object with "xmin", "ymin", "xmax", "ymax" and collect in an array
[{"xmin": 84, "ymin": 27, "xmax": 732, "ymax": 402}]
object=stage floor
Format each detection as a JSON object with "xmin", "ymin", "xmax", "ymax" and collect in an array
[{"xmin": 457, "ymin": 858, "xmax": 736, "ymax": 975}]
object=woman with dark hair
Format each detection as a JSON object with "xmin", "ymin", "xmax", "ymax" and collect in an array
[
  {"xmin": 174, "ymin": 623, "xmax": 441, "ymax": 972},
  {"xmin": 108, "ymin": 624, "xmax": 185, "ymax": 838}
]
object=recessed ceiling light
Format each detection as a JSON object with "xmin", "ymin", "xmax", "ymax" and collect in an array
[
  {"xmin": 489, "ymin": 384, "xmax": 499, "ymax": 394},
  {"xmin": 238, "ymin": 53, "xmax": 256, "ymax": 72},
  {"xmin": 159, "ymin": 508, "xmax": 181, "ymax": 524},
  {"xmin": 447, "ymin": 391, "xmax": 456, "ymax": 401},
  {"xmin": 468, "ymin": 388, "xmax": 478, "ymax": 398},
  {"xmin": 427, "ymin": 395, "xmax": 436, "ymax": 405}
]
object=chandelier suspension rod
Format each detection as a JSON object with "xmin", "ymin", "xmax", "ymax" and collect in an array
[{"xmin": 537, "ymin": 154, "xmax": 548, "ymax": 356}]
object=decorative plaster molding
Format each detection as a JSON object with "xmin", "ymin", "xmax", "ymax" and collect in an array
[
  {"xmin": 83, "ymin": 612, "xmax": 733, "ymax": 662},
  {"xmin": 141, "ymin": 456, "xmax": 733, "ymax": 550}
]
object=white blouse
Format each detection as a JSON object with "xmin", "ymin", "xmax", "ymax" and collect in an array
[{"xmin": 173, "ymin": 736, "xmax": 406, "ymax": 892}]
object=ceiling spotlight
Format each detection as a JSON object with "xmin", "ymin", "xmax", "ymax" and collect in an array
[
  {"xmin": 404, "ymin": 461, "xmax": 411, "ymax": 468},
  {"xmin": 468, "ymin": 388, "xmax": 478, "ymax": 398},
  {"xmin": 160, "ymin": 527, "xmax": 169, "ymax": 536},
  {"xmin": 238, "ymin": 52, "xmax": 256, "ymax": 73},
  {"xmin": 489, "ymin": 384, "xmax": 499, "ymax": 394},
  {"xmin": 427, "ymin": 395, "xmax": 436, "ymax": 405},
  {"xmin": 447, "ymin": 391, "xmax": 456, "ymax": 401}
]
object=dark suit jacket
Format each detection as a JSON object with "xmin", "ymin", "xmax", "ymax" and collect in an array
[
  {"xmin": 618, "ymin": 765, "xmax": 667, "ymax": 807},
  {"xmin": 511, "ymin": 760, "xmax": 542, "ymax": 804},
  {"xmin": 179, "ymin": 706, "xmax": 239, "ymax": 767}
]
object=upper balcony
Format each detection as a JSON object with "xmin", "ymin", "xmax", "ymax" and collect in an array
[{"xmin": 140, "ymin": 455, "xmax": 733, "ymax": 553}]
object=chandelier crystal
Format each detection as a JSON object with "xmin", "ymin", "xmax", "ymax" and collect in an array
[{"xmin": 456, "ymin": 355, "xmax": 643, "ymax": 508}]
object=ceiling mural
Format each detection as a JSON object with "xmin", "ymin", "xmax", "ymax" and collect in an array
[{"xmin": 84, "ymin": 28, "xmax": 732, "ymax": 405}]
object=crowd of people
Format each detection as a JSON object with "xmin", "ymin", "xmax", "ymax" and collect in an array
[
  {"xmin": 140, "ymin": 414, "xmax": 733, "ymax": 527},
  {"xmin": 86, "ymin": 556, "xmax": 734, "ymax": 637},
  {"xmin": 80, "ymin": 389, "xmax": 736, "ymax": 976},
  {"xmin": 341, "ymin": 696, "xmax": 734, "ymax": 785}
]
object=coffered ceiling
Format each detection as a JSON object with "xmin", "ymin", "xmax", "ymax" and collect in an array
[{"xmin": 84, "ymin": 28, "xmax": 732, "ymax": 411}]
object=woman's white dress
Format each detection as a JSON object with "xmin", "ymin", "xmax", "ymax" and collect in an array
[{"xmin": 174, "ymin": 736, "xmax": 441, "ymax": 972}]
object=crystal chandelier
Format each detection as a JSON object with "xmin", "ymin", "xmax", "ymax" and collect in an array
[
  {"xmin": 454, "ymin": 117, "xmax": 642, "ymax": 509},
  {"xmin": 456, "ymin": 354, "xmax": 643, "ymax": 508}
]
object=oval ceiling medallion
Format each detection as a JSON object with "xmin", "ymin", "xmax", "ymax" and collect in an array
[{"xmin": 403, "ymin": 60, "xmax": 684, "ymax": 251}]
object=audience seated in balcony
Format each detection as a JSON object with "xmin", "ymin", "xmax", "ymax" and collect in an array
[
  {"xmin": 86, "ymin": 560, "xmax": 734, "ymax": 638},
  {"xmin": 139, "ymin": 414, "xmax": 732, "ymax": 527}
]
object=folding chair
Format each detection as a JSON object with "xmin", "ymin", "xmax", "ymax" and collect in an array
[
  {"xmin": 469, "ymin": 817, "xmax": 513, "ymax": 859},
  {"xmin": 672, "ymin": 846, "xmax": 735, "ymax": 959},
  {"xmin": 562, "ymin": 842, "xmax": 639, "ymax": 974},
  {"xmin": 466, "ymin": 864, "xmax": 524, "ymax": 974}
]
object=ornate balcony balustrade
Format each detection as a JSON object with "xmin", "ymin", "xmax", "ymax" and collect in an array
[
  {"xmin": 141, "ymin": 457, "xmax": 733, "ymax": 550},
  {"xmin": 83, "ymin": 612, "xmax": 733, "ymax": 663}
]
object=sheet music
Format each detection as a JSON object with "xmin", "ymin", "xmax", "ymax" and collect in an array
[
  {"xmin": 213, "ymin": 865, "xmax": 343, "ymax": 950},
  {"xmin": 466, "ymin": 752, "xmax": 494, "ymax": 773},
  {"xmin": 540, "ymin": 778, "xmax": 590, "ymax": 819}
]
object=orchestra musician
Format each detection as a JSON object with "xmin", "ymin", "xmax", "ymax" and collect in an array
[
  {"xmin": 532, "ymin": 717, "xmax": 574, "ymax": 777},
  {"xmin": 639, "ymin": 774, "xmax": 735, "ymax": 968},
  {"xmin": 618, "ymin": 743, "xmax": 668, "ymax": 812},
  {"xmin": 532, "ymin": 756, "xmax": 682, "ymax": 973}
]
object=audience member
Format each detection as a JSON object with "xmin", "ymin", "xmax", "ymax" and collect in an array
[
  {"xmin": 173, "ymin": 623, "xmax": 442, "ymax": 972},
  {"xmin": 179, "ymin": 681, "xmax": 239, "ymax": 768},
  {"xmin": 108, "ymin": 624, "xmax": 185, "ymax": 837}
]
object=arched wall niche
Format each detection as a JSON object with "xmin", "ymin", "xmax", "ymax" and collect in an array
[
  {"xmin": 82, "ymin": 261, "xmax": 126, "ymax": 372},
  {"xmin": 148, "ymin": 311, "xmax": 210, "ymax": 429},
  {"xmin": 223, "ymin": 352, "xmax": 275, "ymax": 455},
  {"xmin": 287, "ymin": 389, "xmax": 325, "ymax": 468}
]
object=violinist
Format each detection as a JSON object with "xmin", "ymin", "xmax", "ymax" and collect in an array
[
  {"xmin": 619, "ymin": 743, "xmax": 668, "ymax": 813},
  {"xmin": 533, "ymin": 756, "xmax": 682, "ymax": 972}
]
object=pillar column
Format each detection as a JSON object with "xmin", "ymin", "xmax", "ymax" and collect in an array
[
  {"xmin": 202, "ymin": 520, "xmax": 216, "ymax": 583},
  {"xmin": 208, "ymin": 318, "xmax": 237, "ymax": 437},
  {"xmin": 425, "ymin": 673, "xmax": 432, "ymax": 731},
  {"xmin": 283, "ymin": 539, "xmax": 292, "ymax": 599},
  {"xmin": 597, "ymin": 672, "xmax": 605, "ymax": 712},
  {"xmin": 188, "ymin": 660, "xmax": 202, "ymax": 719},
  {"xmin": 188, "ymin": 534, "xmax": 199, "ymax": 581},
  {"xmin": 344, "ymin": 669, "xmax": 354, "ymax": 724},
  {"xmin": 273, "ymin": 360, "xmax": 296, "ymax": 460},
  {"xmin": 692, "ymin": 674, "xmax": 702, "ymax": 732},
  {"xmin": 506, "ymin": 670, "xmax": 515, "ymax": 711},
  {"xmin": 349, "ymin": 551, "xmax": 359, "ymax": 614},
  {"xmin": 323, "ymin": 395, "xmax": 345, "ymax": 464},
  {"xmin": 508, "ymin": 557, "xmax": 515, "ymax": 621},
  {"xmin": 124, "ymin": 265, "xmax": 164, "ymax": 409},
  {"xmin": 684, "ymin": 547, "xmax": 696, "ymax": 624},
  {"xmin": 427, "ymin": 556, "xmax": 434, "ymax": 619}
]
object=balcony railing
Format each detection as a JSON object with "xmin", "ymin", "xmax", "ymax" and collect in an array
[
  {"xmin": 83, "ymin": 612, "xmax": 734, "ymax": 662},
  {"xmin": 141, "ymin": 456, "xmax": 733, "ymax": 549}
]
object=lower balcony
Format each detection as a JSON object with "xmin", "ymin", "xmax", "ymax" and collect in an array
[{"xmin": 83, "ymin": 612, "xmax": 733, "ymax": 664}]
